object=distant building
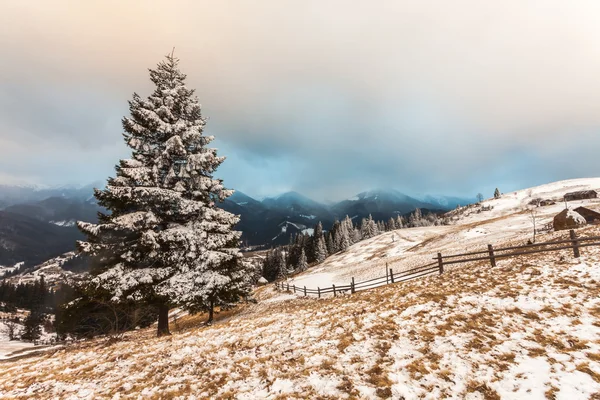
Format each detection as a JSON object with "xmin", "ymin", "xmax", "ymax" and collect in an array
[
  {"xmin": 553, "ymin": 208, "xmax": 586, "ymax": 231},
  {"xmin": 564, "ymin": 190, "xmax": 598, "ymax": 202},
  {"xmin": 573, "ymin": 206, "xmax": 600, "ymax": 224}
]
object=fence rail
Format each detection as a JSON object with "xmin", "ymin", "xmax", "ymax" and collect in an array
[{"xmin": 274, "ymin": 229, "xmax": 600, "ymax": 298}]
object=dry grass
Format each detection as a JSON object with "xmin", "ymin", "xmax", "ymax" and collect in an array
[
  {"xmin": 577, "ymin": 363, "xmax": 600, "ymax": 383},
  {"xmin": 465, "ymin": 380, "xmax": 501, "ymax": 400},
  {"xmin": 3, "ymin": 226, "xmax": 600, "ymax": 399}
]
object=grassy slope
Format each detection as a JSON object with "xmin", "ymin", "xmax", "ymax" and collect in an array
[{"xmin": 2, "ymin": 226, "xmax": 600, "ymax": 399}]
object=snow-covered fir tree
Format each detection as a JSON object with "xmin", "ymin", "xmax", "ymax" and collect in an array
[
  {"xmin": 352, "ymin": 227, "xmax": 362, "ymax": 243},
  {"xmin": 315, "ymin": 236, "xmax": 327, "ymax": 262},
  {"xmin": 326, "ymin": 232, "xmax": 335, "ymax": 255},
  {"xmin": 338, "ymin": 223, "xmax": 351, "ymax": 252},
  {"xmin": 342, "ymin": 215, "xmax": 355, "ymax": 244},
  {"xmin": 297, "ymin": 248, "xmax": 308, "ymax": 272},
  {"xmin": 77, "ymin": 53, "xmax": 251, "ymax": 335},
  {"xmin": 313, "ymin": 222, "xmax": 327, "ymax": 263},
  {"xmin": 396, "ymin": 215, "xmax": 404, "ymax": 229},
  {"xmin": 365, "ymin": 214, "xmax": 378, "ymax": 238},
  {"xmin": 387, "ymin": 217, "xmax": 397, "ymax": 231},
  {"xmin": 274, "ymin": 249, "xmax": 289, "ymax": 280}
]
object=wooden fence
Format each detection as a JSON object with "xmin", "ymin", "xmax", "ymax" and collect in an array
[{"xmin": 274, "ymin": 229, "xmax": 600, "ymax": 298}]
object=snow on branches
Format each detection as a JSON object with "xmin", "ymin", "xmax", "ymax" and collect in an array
[{"xmin": 77, "ymin": 53, "xmax": 251, "ymax": 334}]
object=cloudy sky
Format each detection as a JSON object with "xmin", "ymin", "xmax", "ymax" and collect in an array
[{"xmin": 1, "ymin": 1, "xmax": 600, "ymax": 201}]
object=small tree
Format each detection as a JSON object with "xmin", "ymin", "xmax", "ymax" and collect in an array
[
  {"xmin": 21, "ymin": 312, "xmax": 43, "ymax": 342},
  {"xmin": 315, "ymin": 236, "xmax": 327, "ymax": 263},
  {"xmin": 529, "ymin": 208, "xmax": 538, "ymax": 244},
  {"xmin": 0, "ymin": 319, "xmax": 20, "ymax": 341},
  {"xmin": 494, "ymin": 188, "xmax": 501, "ymax": 199},
  {"xmin": 476, "ymin": 193, "xmax": 484, "ymax": 203},
  {"xmin": 297, "ymin": 248, "xmax": 308, "ymax": 272}
]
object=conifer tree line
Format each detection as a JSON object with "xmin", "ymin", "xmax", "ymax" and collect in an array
[
  {"xmin": 261, "ymin": 209, "xmax": 449, "ymax": 281},
  {"xmin": 0, "ymin": 278, "xmax": 57, "ymax": 314},
  {"xmin": 0, "ymin": 277, "xmax": 66, "ymax": 342}
]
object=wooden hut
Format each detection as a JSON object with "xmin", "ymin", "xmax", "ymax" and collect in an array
[
  {"xmin": 553, "ymin": 208, "xmax": 587, "ymax": 231},
  {"xmin": 564, "ymin": 190, "xmax": 598, "ymax": 201},
  {"xmin": 573, "ymin": 206, "xmax": 600, "ymax": 224}
]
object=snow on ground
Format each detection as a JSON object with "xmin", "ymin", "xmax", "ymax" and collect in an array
[
  {"xmin": 2, "ymin": 227, "xmax": 600, "ymax": 398},
  {"xmin": 4, "ymin": 252, "xmax": 84, "ymax": 287},
  {"xmin": 0, "ymin": 262, "xmax": 23, "ymax": 278},
  {"xmin": 0, "ymin": 321, "xmax": 58, "ymax": 360},
  {"xmin": 288, "ymin": 178, "xmax": 600, "ymax": 292},
  {"xmin": 0, "ymin": 340, "xmax": 35, "ymax": 360},
  {"xmin": 2, "ymin": 178, "xmax": 600, "ymax": 398},
  {"xmin": 50, "ymin": 220, "xmax": 76, "ymax": 227}
]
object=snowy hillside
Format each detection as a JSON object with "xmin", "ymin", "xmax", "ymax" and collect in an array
[
  {"xmin": 457, "ymin": 177, "xmax": 600, "ymax": 224},
  {"xmin": 2, "ymin": 178, "xmax": 600, "ymax": 399},
  {"xmin": 4, "ymin": 252, "xmax": 84, "ymax": 287},
  {"xmin": 288, "ymin": 178, "xmax": 600, "ymax": 291},
  {"xmin": 1, "ymin": 226, "xmax": 600, "ymax": 398}
]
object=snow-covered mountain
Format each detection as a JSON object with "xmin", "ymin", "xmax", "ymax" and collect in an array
[
  {"xmin": 0, "ymin": 182, "xmax": 463, "ymax": 264},
  {"xmin": 0, "ymin": 211, "xmax": 84, "ymax": 267},
  {"xmin": 0, "ymin": 182, "xmax": 102, "ymax": 209},
  {"xmin": 3, "ymin": 252, "xmax": 85, "ymax": 287},
  {"xmin": 331, "ymin": 188, "xmax": 445, "ymax": 222},
  {"xmin": 3, "ymin": 196, "xmax": 102, "ymax": 227}
]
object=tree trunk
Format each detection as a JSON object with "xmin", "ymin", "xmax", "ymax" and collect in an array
[
  {"xmin": 157, "ymin": 302, "xmax": 170, "ymax": 337},
  {"xmin": 207, "ymin": 299, "xmax": 214, "ymax": 325}
]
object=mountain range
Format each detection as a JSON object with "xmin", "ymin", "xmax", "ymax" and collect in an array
[{"xmin": 0, "ymin": 183, "xmax": 473, "ymax": 267}]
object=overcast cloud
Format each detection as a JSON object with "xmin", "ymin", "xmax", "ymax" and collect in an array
[{"xmin": 1, "ymin": 0, "xmax": 600, "ymax": 201}]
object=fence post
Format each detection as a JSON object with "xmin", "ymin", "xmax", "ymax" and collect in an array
[
  {"xmin": 293, "ymin": 285, "xmax": 296, "ymax": 293},
  {"xmin": 318, "ymin": 287, "xmax": 321, "ymax": 299},
  {"xmin": 286, "ymin": 283, "xmax": 289, "ymax": 292},
  {"xmin": 488, "ymin": 244, "xmax": 497, "ymax": 267},
  {"xmin": 386, "ymin": 263, "xmax": 389, "ymax": 284},
  {"xmin": 437, "ymin": 252, "xmax": 444, "ymax": 274},
  {"xmin": 390, "ymin": 268, "xmax": 394, "ymax": 283},
  {"xmin": 351, "ymin": 277, "xmax": 355, "ymax": 294},
  {"xmin": 333, "ymin": 284, "xmax": 337, "ymax": 297},
  {"xmin": 304, "ymin": 286, "xmax": 307, "ymax": 296},
  {"xmin": 570, "ymin": 229, "xmax": 580, "ymax": 258}
]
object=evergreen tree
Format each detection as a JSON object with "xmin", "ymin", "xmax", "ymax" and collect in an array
[
  {"xmin": 352, "ymin": 227, "xmax": 362, "ymax": 243},
  {"xmin": 262, "ymin": 251, "xmax": 278, "ymax": 282},
  {"xmin": 342, "ymin": 216, "xmax": 354, "ymax": 243},
  {"xmin": 396, "ymin": 215, "xmax": 404, "ymax": 229},
  {"xmin": 360, "ymin": 218, "xmax": 368, "ymax": 239},
  {"xmin": 21, "ymin": 312, "xmax": 43, "ymax": 342},
  {"xmin": 338, "ymin": 223, "xmax": 350, "ymax": 251},
  {"xmin": 315, "ymin": 236, "xmax": 327, "ymax": 263},
  {"xmin": 297, "ymin": 248, "xmax": 308, "ymax": 272},
  {"xmin": 368, "ymin": 215, "xmax": 378, "ymax": 237},
  {"xmin": 313, "ymin": 221, "xmax": 324, "ymax": 243},
  {"xmin": 313, "ymin": 222, "xmax": 327, "ymax": 263},
  {"xmin": 325, "ymin": 232, "xmax": 335, "ymax": 255},
  {"xmin": 77, "ymin": 54, "xmax": 251, "ymax": 334},
  {"xmin": 387, "ymin": 217, "xmax": 397, "ymax": 231},
  {"xmin": 331, "ymin": 220, "xmax": 341, "ymax": 252},
  {"xmin": 274, "ymin": 249, "xmax": 288, "ymax": 280},
  {"xmin": 494, "ymin": 188, "xmax": 501, "ymax": 199}
]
